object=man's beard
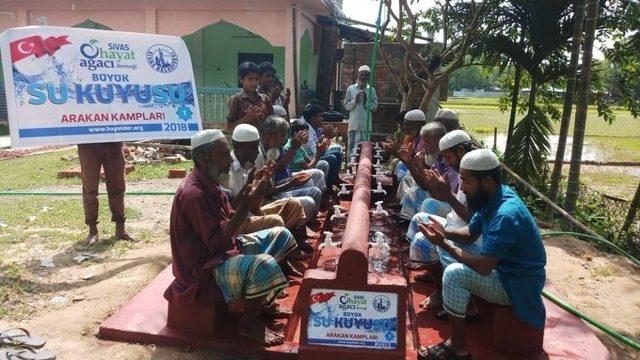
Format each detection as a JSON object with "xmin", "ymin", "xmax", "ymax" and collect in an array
[
  {"xmin": 207, "ymin": 164, "xmax": 231, "ymax": 188},
  {"xmin": 466, "ymin": 188, "xmax": 491, "ymax": 212}
]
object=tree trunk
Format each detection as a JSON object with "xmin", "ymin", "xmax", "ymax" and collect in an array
[
  {"xmin": 506, "ymin": 64, "xmax": 522, "ymax": 147},
  {"xmin": 620, "ymin": 182, "xmax": 640, "ymax": 235},
  {"xmin": 564, "ymin": 0, "xmax": 600, "ymax": 216},
  {"xmin": 439, "ymin": 0, "xmax": 450, "ymax": 102},
  {"xmin": 548, "ymin": 0, "xmax": 586, "ymax": 209}
]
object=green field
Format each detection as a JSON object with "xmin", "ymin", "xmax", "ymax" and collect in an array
[{"xmin": 447, "ymin": 96, "xmax": 640, "ymax": 162}]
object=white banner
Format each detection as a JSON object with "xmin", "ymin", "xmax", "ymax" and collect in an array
[
  {"xmin": 307, "ymin": 289, "xmax": 398, "ymax": 350},
  {"xmin": 0, "ymin": 26, "xmax": 202, "ymax": 147}
]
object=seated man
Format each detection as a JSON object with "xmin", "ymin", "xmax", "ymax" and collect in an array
[
  {"xmin": 406, "ymin": 130, "xmax": 479, "ymax": 311},
  {"xmin": 384, "ymin": 109, "xmax": 427, "ymax": 181},
  {"xmin": 255, "ymin": 115, "xmax": 326, "ymax": 218},
  {"xmin": 166, "ymin": 129, "xmax": 298, "ymax": 346},
  {"xmin": 285, "ymin": 119, "xmax": 331, "ymax": 183},
  {"xmin": 397, "ymin": 127, "xmax": 461, "ymax": 219},
  {"xmin": 434, "ymin": 108, "xmax": 460, "ymax": 132},
  {"xmin": 395, "ymin": 121, "xmax": 447, "ymax": 203},
  {"xmin": 417, "ymin": 149, "xmax": 546, "ymax": 360},
  {"xmin": 299, "ymin": 104, "xmax": 344, "ymax": 187},
  {"xmin": 230, "ymin": 123, "xmax": 315, "ymax": 252}
]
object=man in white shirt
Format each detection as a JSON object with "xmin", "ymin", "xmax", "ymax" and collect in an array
[
  {"xmin": 343, "ymin": 65, "xmax": 378, "ymax": 155},
  {"xmin": 230, "ymin": 124, "xmax": 314, "ymax": 253}
]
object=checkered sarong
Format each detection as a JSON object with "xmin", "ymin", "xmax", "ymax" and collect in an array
[
  {"xmin": 442, "ymin": 263, "xmax": 511, "ymax": 318},
  {"xmin": 214, "ymin": 226, "xmax": 296, "ymax": 303},
  {"xmin": 400, "ymin": 187, "xmax": 452, "ymax": 220}
]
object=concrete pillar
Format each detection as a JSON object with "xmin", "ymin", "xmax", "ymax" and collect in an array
[{"xmin": 284, "ymin": 5, "xmax": 295, "ymax": 116}]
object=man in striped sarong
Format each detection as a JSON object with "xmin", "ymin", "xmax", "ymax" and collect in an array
[{"xmin": 165, "ymin": 129, "xmax": 297, "ymax": 347}]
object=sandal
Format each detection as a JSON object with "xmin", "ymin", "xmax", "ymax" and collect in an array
[
  {"xmin": 1, "ymin": 346, "xmax": 56, "ymax": 360},
  {"xmin": 435, "ymin": 309, "xmax": 479, "ymax": 324},
  {"xmin": 417, "ymin": 341, "xmax": 472, "ymax": 360},
  {"xmin": 0, "ymin": 328, "xmax": 46, "ymax": 349},
  {"xmin": 261, "ymin": 304, "xmax": 292, "ymax": 319}
]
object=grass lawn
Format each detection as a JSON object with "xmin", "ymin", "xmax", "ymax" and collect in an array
[
  {"xmin": 447, "ymin": 97, "xmax": 640, "ymax": 162},
  {"xmin": 0, "ymin": 148, "xmax": 193, "ymax": 191},
  {"xmin": 0, "ymin": 197, "xmax": 145, "ymax": 253}
]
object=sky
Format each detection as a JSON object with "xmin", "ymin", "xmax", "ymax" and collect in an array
[{"xmin": 341, "ymin": 0, "xmax": 606, "ymax": 59}]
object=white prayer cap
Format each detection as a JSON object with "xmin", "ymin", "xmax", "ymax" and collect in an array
[
  {"xmin": 232, "ymin": 124, "xmax": 260, "ymax": 143},
  {"xmin": 439, "ymin": 130, "xmax": 471, "ymax": 151},
  {"xmin": 273, "ymin": 105, "xmax": 287, "ymax": 117},
  {"xmin": 404, "ymin": 109, "xmax": 426, "ymax": 123},
  {"xmin": 435, "ymin": 108, "xmax": 458, "ymax": 120},
  {"xmin": 460, "ymin": 149, "xmax": 501, "ymax": 171},
  {"xmin": 358, "ymin": 65, "xmax": 371, "ymax": 73},
  {"xmin": 191, "ymin": 129, "xmax": 225, "ymax": 150}
]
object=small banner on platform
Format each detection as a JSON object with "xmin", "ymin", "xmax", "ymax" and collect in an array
[
  {"xmin": 307, "ymin": 288, "xmax": 398, "ymax": 350},
  {"xmin": 0, "ymin": 26, "xmax": 202, "ymax": 147}
]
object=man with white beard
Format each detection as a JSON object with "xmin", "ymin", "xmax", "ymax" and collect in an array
[
  {"xmin": 255, "ymin": 116, "xmax": 325, "ymax": 221},
  {"xmin": 166, "ymin": 129, "xmax": 298, "ymax": 346}
]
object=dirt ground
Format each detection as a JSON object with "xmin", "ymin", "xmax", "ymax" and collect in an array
[{"xmin": 1, "ymin": 178, "xmax": 639, "ymax": 359}]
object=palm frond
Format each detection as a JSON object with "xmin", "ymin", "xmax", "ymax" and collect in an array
[{"xmin": 504, "ymin": 105, "xmax": 554, "ymax": 183}]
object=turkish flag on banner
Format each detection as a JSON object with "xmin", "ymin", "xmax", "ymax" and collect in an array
[{"xmin": 10, "ymin": 35, "xmax": 71, "ymax": 63}]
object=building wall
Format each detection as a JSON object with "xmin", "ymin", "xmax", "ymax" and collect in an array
[
  {"xmin": 183, "ymin": 21, "xmax": 285, "ymax": 88},
  {"xmin": 0, "ymin": 0, "xmax": 328, "ymax": 116}
]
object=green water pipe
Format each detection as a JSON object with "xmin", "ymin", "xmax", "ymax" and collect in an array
[
  {"xmin": 542, "ymin": 289, "xmax": 640, "ymax": 351},
  {"xmin": 0, "ymin": 191, "xmax": 175, "ymax": 196},
  {"xmin": 540, "ymin": 231, "xmax": 640, "ymax": 267}
]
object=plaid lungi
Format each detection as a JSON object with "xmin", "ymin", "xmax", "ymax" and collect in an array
[
  {"xmin": 400, "ymin": 186, "xmax": 453, "ymax": 220},
  {"xmin": 442, "ymin": 263, "xmax": 511, "ymax": 318},
  {"xmin": 214, "ymin": 226, "xmax": 296, "ymax": 303}
]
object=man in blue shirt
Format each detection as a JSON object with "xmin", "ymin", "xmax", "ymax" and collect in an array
[{"xmin": 417, "ymin": 149, "xmax": 546, "ymax": 360}]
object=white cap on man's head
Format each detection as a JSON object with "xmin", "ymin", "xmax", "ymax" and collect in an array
[
  {"xmin": 358, "ymin": 65, "xmax": 371, "ymax": 73},
  {"xmin": 404, "ymin": 109, "xmax": 426, "ymax": 123},
  {"xmin": 439, "ymin": 130, "xmax": 471, "ymax": 151},
  {"xmin": 460, "ymin": 149, "xmax": 501, "ymax": 171},
  {"xmin": 273, "ymin": 105, "xmax": 287, "ymax": 117},
  {"xmin": 232, "ymin": 124, "xmax": 260, "ymax": 143},
  {"xmin": 435, "ymin": 108, "xmax": 458, "ymax": 120},
  {"xmin": 191, "ymin": 129, "xmax": 225, "ymax": 150}
]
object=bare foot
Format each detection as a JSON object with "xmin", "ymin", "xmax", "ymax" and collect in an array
[
  {"xmin": 85, "ymin": 232, "xmax": 99, "ymax": 246},
  {"xmin": 419, "ymin": 290, "xmax": 442, "ymax": 310},
  {"xmin": 262, "ymin": 303, "xmax": 293, "ymax": 319},
  {"xmin": 115, "ymin": 232, "xmax": 138, "ymax": 242},
  {"xmin": 238, "ymin": 321, "xmax": 284, "ymax": 347}
]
